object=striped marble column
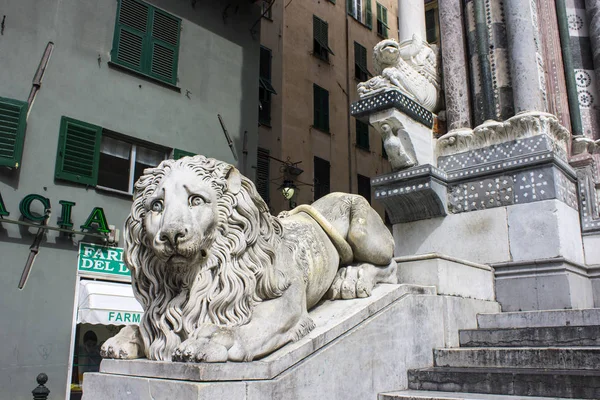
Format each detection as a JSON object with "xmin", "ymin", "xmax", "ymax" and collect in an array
[
  {"xmin": 504, "ymin": 0, "xmax": 547, "ymax": 112},
  {"xmin": 438, "ymin": 0, "xmax": 472, "ymax": 130},
  {"xmin": 586, "ymin": 0, "xmax": 600, "ymax": 110}
]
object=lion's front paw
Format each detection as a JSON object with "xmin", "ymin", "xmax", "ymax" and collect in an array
[
  {"xmin": 173, "ymin": 338, "xmax": 229, "ymax": 363},
  {"xmin": 100, "ymin": 335, "xmax": 143, "ymax": 360},
  {"xmin": 172, "ymin": 325, "xmax": 245, "ymax": 363},
  {"xmin": 327, "ymin": 264, "xmax": 376, "ymax": 300}
]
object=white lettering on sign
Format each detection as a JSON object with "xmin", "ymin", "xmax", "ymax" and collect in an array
[
  {"xmin": 78, "ymin": 243, "xmax": 129, "ymax": 278},
  {"xmin": 108, "ymin": 311, "xmax": 141, "ymax": 323}
]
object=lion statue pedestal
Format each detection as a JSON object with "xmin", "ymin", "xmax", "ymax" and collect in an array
[{"xmin": 100, "ymin": 155, "xmax": 397, "ymax": 363}]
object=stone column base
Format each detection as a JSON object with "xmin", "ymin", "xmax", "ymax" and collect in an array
[{"xmin": 492, "ymin": 258, "xmax": 595, "ymax": 311}]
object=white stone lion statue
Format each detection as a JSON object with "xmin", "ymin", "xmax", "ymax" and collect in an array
[
  {"xmin": 357, "ymin": 35, "xmax": 441, "ymax": 112},
  {"xmin": 101, "ymin": 155, "xmax": 397, "ymax": 362}
]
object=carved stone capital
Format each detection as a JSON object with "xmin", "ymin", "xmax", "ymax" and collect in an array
[{"xmin": 436, "ymin": 112, "xmax": 570, "ymax": 158}]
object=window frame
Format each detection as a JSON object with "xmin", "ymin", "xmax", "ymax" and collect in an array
[
  {"xmin": 95, "ymin": 133, "xmax": 169, "ymax": 196},
  {"xmin": 425, "ymin": 1, "xmax": 440, "ymax": 44},
  {"xmin": 357, "ymin": 174, "xmax": 372, "ymax": 204},
  {"xmin": 313, "ymin": 15, "xmax": 335, "ymax": 62},
  {"xmin": 313, "ymin": 156, "xmax": 331, "ymax": 201},
  {"xmin": 55, "ymin": 116, "xmax": 173, "ymax": 195},
  {"xmin": 376, "ymin": 2, "xmax": 388, "ymax": 38},
  {"xmin": 354, "ymin": 41, "xmax": 370, "ymax": 82},
  {"xmin": 355, "ymin": 119, "xmax": 370, "ymax": 150},
  {"xmin": 261, "ymin": 0, "xmax": 273, "ymax": 19},
  {"xmin": 259, "ymin": 46, "xmax": 276, "ymax": 126},
  {"xmin": 110, "ymin": 0, "xmax": 182, "ymax": 86},
  {"xmin": 313, "ymin": 84, "xmax": 330, "ymax": 133},
  {"xmin": 347, "ymin": 0, "xmax": 373, "ymax": 29}
]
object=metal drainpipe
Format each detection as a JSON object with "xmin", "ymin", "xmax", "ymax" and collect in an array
[
  {"xmin": 473, "ymin": 0, "xmax": 496, "ymax": 121},
  {"xmin": 556, "ymin": 0, "xmax": 584, "ymax": 136},
  {"xmin": 345, "ymin": 10, "xmax": 353, "ymax": 193}
]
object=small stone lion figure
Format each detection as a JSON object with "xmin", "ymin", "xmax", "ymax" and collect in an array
[
  {"xmin": 101, "ymin": 156, "xmax": 397, "ymax": 362},
  {"xmin": 357, "ymin": 35, "xmax": 441, "ymax": 112}
]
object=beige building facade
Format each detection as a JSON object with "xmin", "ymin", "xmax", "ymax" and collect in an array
[{"xmin": 258, "ymin": 0, "xmax": 399, "ymax": 216}]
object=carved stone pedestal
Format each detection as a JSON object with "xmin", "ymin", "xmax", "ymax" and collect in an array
[
  {"xmin": 370, "ymin": 111, "xmax": 599, "ymax": 311},
  {"xmin": 82, "ymin": 284, "xmax": 499, "ymax": 399},
  {"xmin": 351, "ymin": 90, "xmax": 435, "ymax": 171}
]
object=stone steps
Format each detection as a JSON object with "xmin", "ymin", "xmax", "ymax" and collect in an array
[
  {"xmin": 433, "ymin": 347, "xmax": 600, "ymax": 370},
  {"xmin": 407, "ymin": 367, "xmax": 600, "ymax": 399},
  {"xmin": 476, "ymin": 309, "xmax": 600, "ymax": 329},
  {"xmin": 379, "ymin": 390, "xmax": 580, "ymax": 400},
  {"xmin": 459, "ymin": 325, "xmax": 600, "ymax": 347}
]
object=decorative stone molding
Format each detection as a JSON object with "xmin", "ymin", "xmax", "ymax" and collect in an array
[
  {"xmin": 357, "ymin": 36, "xmax": 441, "ymax": 113},
  {"xmin": 437, "ymin": 112, "xmax": 570, "ymax": 157},
  {"xmin": 351, "ymin": 89, "xmax": 434, "ymax": 128},
  {"xmin": 372, "ymin": 135, "xmax": 579, "ymax": 223}
]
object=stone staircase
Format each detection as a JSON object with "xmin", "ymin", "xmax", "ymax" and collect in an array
[{"xmin": 380, "ymin": 309, "xmax": 600, "ymax": 400}]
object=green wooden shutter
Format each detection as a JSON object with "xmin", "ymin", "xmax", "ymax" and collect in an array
[
  {"xmin": 112, "ymin": 0, "xmax": 150, "ymax": 72},
  {"xmin": 148, "ymin": 8, "xmax": 181, "ymax": 85},
  {"xmin": 365, "ymin": 0, "xmax": 372, "ymax": 29},
  {"xmin": 313, "ymin": 84, "xmax": 322, "ymax": 129},
  {"xmin": 347, "ymin": 0, "xmax": 355, "ymax": 15},
  {"xmin": 0, "ymin": 97, "xmax": 28, "ymax": 168},
  {"xmin": 322, "ymin": 87, "xmax": 329, "ymax": 132},
  {"xmin": 55, "ymin": 117, "xmax": 102, "ymax": 186},
  {"xmin": 382, "ymin": 5, "xmax": 388, "ymax": 37},
  {"xmin": 256, "ymin": 147, "xmax": 270, "ymax": 204},
  {"xmin": 356, "ymin": 119, "xmax": 369, "ymax": 149},
  {"xmin": 173, "ymin": 149, "xmax": 195, "ymax": 159}
]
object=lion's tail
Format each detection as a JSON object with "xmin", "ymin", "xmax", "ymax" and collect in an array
[{"xmin": 280, "ymin": 205, "xmax": 353, "ymax": 265}]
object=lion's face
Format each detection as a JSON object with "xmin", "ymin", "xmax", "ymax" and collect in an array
[
  {"xmin": 143, "ymin": 167, "xmax": 219, "ymax": 268},
  {"xmin": 374, "ymin": 39, "xmax": 400, "ymax": 68}
]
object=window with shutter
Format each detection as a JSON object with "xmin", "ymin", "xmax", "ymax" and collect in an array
[
  {"xmin": 354, "ymin": 42, "xmax": 370, "ymax": 81},
  {"xmin": 173, "ymin": 149, "xmax": 196, "ymax": 159},
  {"xmin": 55, "ymin": 117, "xmax": 102, "ymax": 186},
  {"xmin": 256, "ymin": 148, "xmax": 270, "ymax": 204},
  {"xmin": 313, "ymin": 15, "xmax": 334, "ymax": 61},
  {"xmin": 259, "ymin": 46, "xmax": 276, "ymax": 125},
  {"xmin": 111, "ymin": 0, "xmax": 181, "ymax": 86},
  {"xmin": 0, "ymin": 97, "xmax": 28, "ymax": 169},
  {"xmin": 356, "ymin": 119, "xmax": 370, "ymax": 150},
  {"xmin": 376, "ymin": 3, "xmax": 388, "ymax": 38},
  {"xmin": 314, "ymin": 157, "xmax": 330, "ymax": 201},
  {"xmin": 357, "ymin": 174, "xmax": 371, "ymax": 204},
  {"xmin": 55, "ymin": 116, "xmax": 168, "ymax": 191},
  {"xmin": 313, "ymin": 84, "xmax": 330, "ymax": 133},
  {"xmin": 365, "ymin": 0, "xmax": 372, "ymax": 29}
]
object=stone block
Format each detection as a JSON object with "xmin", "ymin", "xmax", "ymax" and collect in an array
[
  {"xmin": 476, "ymin": 307, "xmax": 600, "ymax": 329},
  {"xmin": 493, "ymin": 258, "xmax": 594, "ymax": 311},
  {"xmin": 583, "ymin": 234, "xmax": 600, "ymax": 265},
  {"xmin": 507, "ymin": 199, "xmax": 585, "ymax": 264},
  {"xmin": 84, "ymin": 285, "xmax": 499, "ymax": 400},
  {"xmin": 394, "ymin": 207, "xmax": 510, "ymax": 264},
  {"xmin": 395, "ymin": 254, "xmax": 496, "ymax": 301}
]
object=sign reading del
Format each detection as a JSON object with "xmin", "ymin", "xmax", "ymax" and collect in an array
[{"xmin": 78, "ymin": 243, "xmax": 130, "ymax": 279}]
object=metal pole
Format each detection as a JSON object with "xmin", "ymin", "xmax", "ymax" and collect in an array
[{"xmin": 32, "ymin": 373, "xmax": 50, "ymax": 400}]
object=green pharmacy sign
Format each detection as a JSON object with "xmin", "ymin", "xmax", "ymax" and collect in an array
[{"xmin": 78, "ymin": 243, "xmax": 130, "ymax": 280}]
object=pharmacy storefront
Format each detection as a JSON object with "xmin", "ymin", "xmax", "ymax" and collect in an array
[{"xmin": 69, "ymin": 243, "xmax": 142, "ymax": 399}]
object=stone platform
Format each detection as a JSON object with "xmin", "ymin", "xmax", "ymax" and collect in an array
[{"xmin": 83, "ymin": 284, "xmax": 499, "ymax": 399}]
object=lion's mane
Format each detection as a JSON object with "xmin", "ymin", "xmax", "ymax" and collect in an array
[{"xmin": 124, "ymin": 156, "xmax": 289, "ymax": 361}]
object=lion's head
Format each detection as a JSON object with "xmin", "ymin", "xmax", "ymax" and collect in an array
[
  {"xmin": 373, "ymin": 38, "xmax": 401, "ymax": 75},
  {"xmin": 124, "ymin": 156, "xmax": 288, "ymax": 360}
]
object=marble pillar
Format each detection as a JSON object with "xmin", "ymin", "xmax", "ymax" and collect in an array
[
  {"xmin": 586, "ymin": 0, "xmax": 600, "ymax": 106},
  {"xmin": 398, "ymin": 0, "xmax": 426, "ymax": 43},
  {"xmin": 438, "ymin": 0, "xmax": 472, "ymax": 130},
  {"xmin": 505, "ymin": 0, "xmax": 546, "ymax": 112}
]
